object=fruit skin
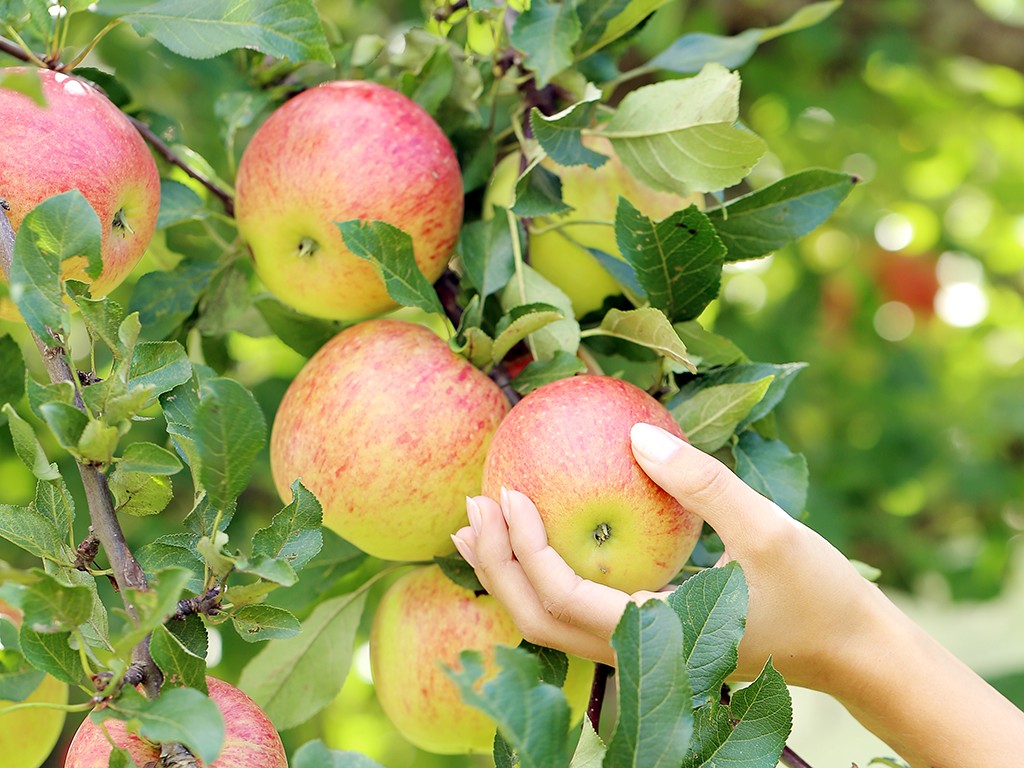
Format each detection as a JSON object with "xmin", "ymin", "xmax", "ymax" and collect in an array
[
  {"xmin": 0, "ymin": 67, "xmax": 160, "ymax": 320},
  {"xmin": 484, "ymin": 137, "xmax": 700, "ymax": 318},
  {"xmin": 369, "ymin": 565, "xmax": 523, "ymax": 754},
  {"xmin": 235, "ymin": 80, "xmax": 464, "ymax": 321},
  {"xmin": 270, "ymin": 318, "xmax": 509, "ymax": 561},
  {"xmin": 482, "ymin": 374, "xmax": 701, "ymax": 594},
  {"xmin": 0, "ymin": 600, "xmax": 69, "ymax": 768},
  {"xmin": 64, "ymin": 677, "xmax": 286, "ymax": 768}
]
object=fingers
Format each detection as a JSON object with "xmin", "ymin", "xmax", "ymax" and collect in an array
[
  {"xmin": 629, "ymin": 423, "xmax": 792, "ymax": 551},
  {"xmin": 454, "ymin": 496, "xmax": 616, "ymax": 665}
]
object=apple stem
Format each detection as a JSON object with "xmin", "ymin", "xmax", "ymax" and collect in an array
[
  {"xmin": 586, "ymin": 662, "xmax": 613, "ymax": 734},
  {"xmin": 780, "ymin": 746, "xmax": 816, "ymax": 768}
]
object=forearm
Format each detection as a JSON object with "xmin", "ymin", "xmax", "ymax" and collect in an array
[{"xmin": 825, "ymin": 589, "xmax": 1024, "ymax": 768}]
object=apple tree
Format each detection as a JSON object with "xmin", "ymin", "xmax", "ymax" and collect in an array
[{"xmin": 0, "ymin": 1, "xmax": 857, "ymax": 766}]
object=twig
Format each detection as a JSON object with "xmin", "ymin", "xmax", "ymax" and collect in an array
[
  {"xmin": 0, "ymin": 35, "xmax": 34, "ymax": 63},
  {"xmin": 127, "ymin": 115, "xmax": 235, "ymax": 217},
  {"xmin": 780, "ymin": 746, "xmax": 816, "ymax": 768},
  {"xmin": 1, "ymin": 206, "xmax": 162, "ymax": 699},
  {"xmin": 586, "ymin": 662, "xmax": 613, "ymax": 733}
]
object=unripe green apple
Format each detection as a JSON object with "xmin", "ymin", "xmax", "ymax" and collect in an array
[
  {"xmin": 484, "ymin": 137, "xmax": 701, "ymax": 317},
  {"xmin": 369, "ymin": 565, "xmax": 523, "ymax": 754},
  {"xmin": 482, "ymin": 374, "xmax": 701, "ymax": 593},
  {"xmin": 234, "ymin": 80, "xmax": 464, "ymax": 321},
  {"xmin": 0, "ymin": 67, "xmax": 160, "ymax": 321},
  {"xmin": 64, "ymin": 677, "xmax": 286, "ymax": 768},
  {"xmin": 0, "ymin": 600, "xmax": 68, "ymax": 768},
  {"xmin": 270, "ymin": 319, "xmax": 509, "ymax": 561}
]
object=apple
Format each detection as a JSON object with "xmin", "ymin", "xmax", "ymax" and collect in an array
[
  {"xmin": 369, "ymin": 564, "xmax": 523, "ymax": 754},
  {"xmin": 64, "ymin": 677, "xmax": 286, "ymax": 768},
  {"xmin": 0, "ymin": 67, "xmax": 160, "ymax": 321},
  {"xmin": 270, "ymin": 318, "xmax": 509, "ymax": 561},
  {"xmin": 482, "ymin": 374, "xmax": 702, "ymax": 593},
  {"xmin": 483, "ymin": 137, "xmax": 701, "ymax": 318},
  {"xmin": 234, "ymin": 80, "xmax": 464, "ymax": 321},
  {"xmin": 0, "ymin": 600, "xmax": 69, "ymax": 768}
]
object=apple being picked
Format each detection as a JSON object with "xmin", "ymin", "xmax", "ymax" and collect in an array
[
  {"xmin": 0, "ymin": 67, "xmax": 160, "ymax": 320},
  {"xmin": 482, "ymin": 375, "xmax": 702, "ymax": 594},
  {"xmin": 64, "ymin": 677, "xmax": 286, "ymax": 767},
  {"xmin": 270, "ymin": 318, "xmax": 509, "ymax": 561},
  {"xmin": 234, "ymin": 80, "xmax": 464, "ymax": 321},
  {"xmin": 369, "ymin": 564, "xmax": 523, "ymax": 754},
  {"xmin": 0, "ymin": 600, "xmax": 68, "ymax": 768}
]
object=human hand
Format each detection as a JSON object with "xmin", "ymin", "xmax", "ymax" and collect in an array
[{"xmin": 452, "ymin": 422, "xmax": 884, "ymax": 691}]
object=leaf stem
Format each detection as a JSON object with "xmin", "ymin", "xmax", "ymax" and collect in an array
[
  {"xmin": 2, "ymin": 27, "xmax": 48, "ymax": 68},
  {"xmin": 0, "ymin": 700, "xmax": 94, "ymax": 716},
  {"xmin": 60, "ymin": 19, "xmax": 124, "ymax": 73}
]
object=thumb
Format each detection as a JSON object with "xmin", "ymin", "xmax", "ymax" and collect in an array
[{"xmin": 629, "ymin": 422, "xmax": 785, "ymax": 545}]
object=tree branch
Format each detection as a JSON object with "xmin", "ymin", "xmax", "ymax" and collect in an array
[
  {"xmin": 0, "ymin": 204, "xmax": 162, "ymax": 698},
  {"xmin": 586, "ymin": 662, "xmax": 613, "ymax": 733},
  {"xmin": 0, "ymin": 35, "xmax": 33, "ymax": 63}
]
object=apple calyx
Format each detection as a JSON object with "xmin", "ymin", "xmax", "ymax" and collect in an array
[
  {"xmin": 297, "ymin": 236, "xmax": 319, "ymax": 258},
  {"xmin": 111, "ymin": 208, "xmax": 134, "ymax": 237},
  {"xmin": 593, "ymin": 522, "xmax": 612, "ymax": 545}
]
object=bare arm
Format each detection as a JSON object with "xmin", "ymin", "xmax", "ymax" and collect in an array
[{"xmin": 451, "ymin": 423, "xmax": 1024, "ymax": 768}]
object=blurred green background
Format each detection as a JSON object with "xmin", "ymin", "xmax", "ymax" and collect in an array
[{"xmin": 2, "ymin": 1, "xmax": 1022, "ymax": 765}]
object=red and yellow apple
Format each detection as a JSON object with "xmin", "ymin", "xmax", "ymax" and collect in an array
[
  {"xmin": 369, "ymin": 565, "xmax": 522, "ymax": 754},
  {"xmin": 64, "ymin": 677, "xmax": 286, "ymax": 768},
  {"xmin": 0, "ymin": 67, "xmax": 160, "ymax": 320},
  {"xmin": 270, "ymin": 318, "xmax": 509, "ymax": 561},
  {"xmin": 484, "ymin": 137, "xmax": 701, "ymax": 317},
  {"xmin": 0, "ymin": 600, "xmax": 69, "ymax": 768},
  {"xmin": 234, "ymin": 80, "xmax": 464, "ymax": 321},
  {"xmin": 482, "ymin": 374, "xmax": 701, "ymax": 593}
]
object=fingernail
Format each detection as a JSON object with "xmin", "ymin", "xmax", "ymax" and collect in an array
[
  {"xmin": 630, "ymin": 422, "xmax": 684, "ymax": 463},
  {"xmin": 450, "ymin": 533, "xmax": 477, "ymax": 567},
  {"xmin": 499, "ymin": 487, "xmax": 511, "ymax": 524},
  {"xmin": 466, "ymin": 497, "xmax": 483, "ymax": 536}
]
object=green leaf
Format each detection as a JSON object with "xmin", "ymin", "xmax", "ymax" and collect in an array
[
  {"xmin": 606, "ymin": 600, "xmax": 692, "ymax": 768},
  {"xmin": 167, "ymin": 612, "xmax": 209, "ymax": 660},
  {"xmin": 196, "ymin": 531, "xmax": 235, "ymax": 582},
  {"xmin": 589, "ymin": 307, "xmax": 696, "ymax": 371},
  {"xmin": 118, "ymin": 568, "xmax": 194, "ymax": 649},
  {"xmin": 194, "ymin": 377, "xmax": 267, "ymax": 510},
  {"xmin": 337, "ymin": 219, "xmax": 446, "ymax": 317},
  {"xmin": 292, "ymin": 739, "xmax": 387, "ymax": 768},
  {"xmin": 239, "ymin": 588, "xmax": 368, "ymax": 730},
  {"xmin": 682, "ymin": 661, "xmax": 792, "ymax": 768},
  {"xmin": 236, "ymin": 553, "xmax": 297, "ymax": 586},
  {"xmin": 37, "ymin": 402, "xmax": 88, "ymax": 456},
  {"xmin": 129, "ymin": 259, "xmax": 216, "ymax": 340},
  {"xmin": 492, "ymin": 304, "xmax": 566, "ymax": 365},
  {"xmin": 616, "ymin": 200, "xmax": 726, "ymax": 323},
  {"xmin": 434, "ymin": 552, "xmax": 486, "ymax": 593},
  {"xmin": 0, "ymin": 657, "xmax": 46, "ymax": 703},
  {"xmin": 136, "ymin": 534, "xmax": 205, "ymax": 593},
  {"xmin": 511, "ymin": 350, "xmax": 587, "ymax": 394},
  {"xmin": 253, "ymin": 295, "xmax": 345, "ymax": 358},
  {"xmin": 574, "ymin": 0, "xmax": 631, "ymax": 56},
  {"xmin": 673, "ymin": 362, "xmax": 806, "ymax": 429},
  {"xmin": 0, "ymin": 67, "xmax": 46, "ymax": 105},
  {"xmin": 447, "ymin": 645, "xmax": 573, "ymax": 768},
  {"xmin": 128, "ymin": 341, "xmax": 192, "ymax": 401},
  {"xmin": 529, "ymin": 89, "xmax": 606, "ymax": 168},
  {"xmin": 0, "ymin": 334, "xmax": 26, "ymax": 408},
  {"xmin": 458, "ymin": 215, "xmax": 517, "ymax": 298},
  {"xmin": 66, "ymin": 282, "xmax": 126, "ymax": 358},
  {"xmin": 33, "ymin": 477, "xmax": 75, "ymax": 533},
  {"xmin": 732, "ymin": 432, "xmax": 809, "ymax": 518},
  {"xmin": 519, "ymin": 641, "xmax": 569, "ymax": 687},
  {"xmin": 3, "ymin": 403, "xmax": 59, "ymax": 480},
  {"xmin": 98, "ymin": 685, "xmax": 224, "ymax": 765},
  {"xmin": 500, "ymin": 265, "xmax": 580, "ymax": 360},
  {"xmin": 157, "ymin": 180, "xmax": 207, "ymax": 229},
  {"xmin": 231, "ymin": 604, "xmax": 301, "ymax": 643},
  {"xmin": 18, "ymin": 628, "xmax": 83, "ymax": 685},
  {"xmin": 21, "ymin": 570, "xmax": 94, "ymax": 631},
  {"xmin": 161, "ymin": 374, "xmax": 202, "ymax": 475},
  {"xmin": 109, "ymin": 468, "xmax": 174, "ymax": 517},
  {"xmin": 671, "ymin": 377, "xmax": 774, "ymax": 453},
  {"xmin": 77, "ymin": 418, "xmax": 119, "ymax": 465},
  {"xmin": 25, "ymin": 378, "xmax": 74, "ymax": 423},
  {"xmin": 0, "ymin": 504, "xmax": 65, "ymax": 562},
  {"xmin": 513, "ymin": 165, "xmax": 572, "ymax": 217},
  {"xmin": 667, "ymin": 562, "xmax": 747, "ymax": 707},
  {"xmin": 510, "ymin": 0, "xmax": 581, "ymax": 88},
  {"xmin": 602, "ymin": 64, "xmax": 766, "ymax": 195},
  {"xmin": 570, "ymin": 718, "xmax": 607, "ymax": 768},
  {"xmin": 150, "ymin": 624, "xmax": 207, "ymax": 693},
  {"xmin": 576, "ymin": 0, "xmax": 671, "ymax": 58},
  {"xmin": 123, "ymin": 0, "xmax": 332, "ymax": 63},
  {"xmin": 250, "ymin": 480, "xmax": 323, "ymax": 574},
  {"xmin": 673, "ymin": 321, "xmax": 745, "ymax": 368},
  {"xmin": 119, "ymin": 442, "xmax": 184, "ymax": 475},
  {"xmin": 452, "ymin": 325, "xmax": 495, "ymax": 369},
  {"xmin": 9, "ymin": 190, "xmax": 102, "ymax": 343},
  {"xmin": 707, "ymin": 170, "xmax": 857, "ymax": 262}
]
